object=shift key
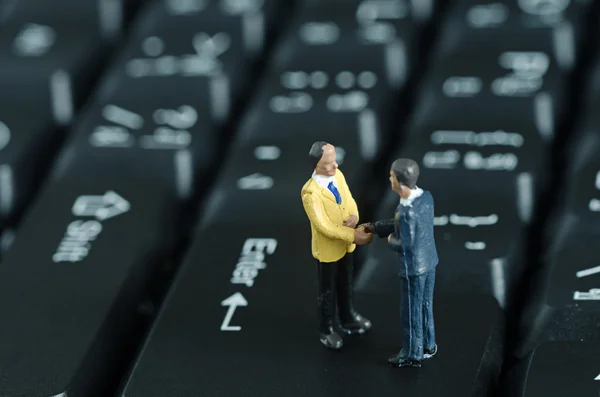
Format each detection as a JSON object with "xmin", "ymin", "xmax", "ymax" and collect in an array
[{"xmin": 0, "ymin": 174, "xmax": 182, "ymax": 396}]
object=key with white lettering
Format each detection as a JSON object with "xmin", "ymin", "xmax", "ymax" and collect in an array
[
  {"xmin": 0, "ymin": 175, "xmax": 181, "ymax": 396},
  {"xmin": 271, "ymin": 1, "xmax": 419, "ymax": 91},
  {"xmin": 233, "ymin": 68, "xmax": 390, "ymax": 164},
  {"xmin": 358, "ymin": 185, "xmax": 525, "ymax": 309},
  {"xmin": 419, "ymin": 47, "xmax": 567, "ymax": 130},
  {"xmin": 0, "ymin": 107, "xmax": 61, "ymax": 226},
  {"xmin": 120, "ymin": 218, "xmax": 502, "ymax": 395},
  {"xmin": 52, "ymin": 99, "xmax": 216, "ymax": 200},
  {"xmin": 95, "ymin": 0, "xmax": 272, "ymax": 123},
  {"xmin": 396, "ymin": 128, "xmax": 548, "ymax": 225},
  {"xmin": 1, "ymin": 0, "xmax": 126, "ymax": 41},
  {"xmin": 437, "ymin": 0, "xmax": 591, "ymax": 72},
  {"xmin": 201, "ymin": 137, "xmax": 368, "ymax": 225},
  {"xmin": 0, "ymin": 20, "xmax": 107, "ymax": 126}
]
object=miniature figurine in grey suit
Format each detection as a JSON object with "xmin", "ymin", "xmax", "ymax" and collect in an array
[{"xmin": 363, "ymin": 158, "xmax": 439, "ymax": 368}]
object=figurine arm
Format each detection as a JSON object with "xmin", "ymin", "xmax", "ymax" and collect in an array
[
  {"xmin": 302, "ymin": 192, "xmax": 355, "ymax": 243},
  {"xmin": 372, "ymin": 219, "xmax": 395, "ymax": 238}
]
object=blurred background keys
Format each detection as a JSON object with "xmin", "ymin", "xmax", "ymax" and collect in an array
[
  {"xmin": 272, "ymin": 1, "xmax": 414, "ymax": 92},
  {"xmin": 437, "ymin": 0, "xmax": 591, "ymax": 71},
  {"xmin": 0, "ymin": 108, "xmax": 63, "ymax": 227},
  {"xmin": 0, "ymin": 175, "xmax": 181, "ymax": 396},
  {"xmin": 0, "ymin": 0, "xmax": 125, "ymax": 41},
  {"xmin": 52, "ymin": 99, "xmax": 216, "ymax": 201},
  {"xmin": 94, "ymin": 0, "xmax": 273, "ymax": 123},
  {"xmin": 560, "ymin": 117, "xmax": 600, "ymax": 228},
  {"xmin": 0, "ymin": 20, "xmax": 108, "ymax": 126},
  {"xmin": 201, "ymin": 137, "xmax": 367, "ymax": 226},
  {"xmin": 520, "ymin": 342, "xmax": 600, "ymax": 396}
]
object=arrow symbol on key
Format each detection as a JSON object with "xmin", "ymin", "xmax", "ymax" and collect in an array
[
  {"xmin": 595, "ymin": 373, "xmax": 600, "ymax": 380},
  {"xmin": 220, "ymin": 292, "xmax": 247, "ymax": 331},
  {"xmin": 72, "ymin": 191, "xmax": 131, "ymax": 220}
]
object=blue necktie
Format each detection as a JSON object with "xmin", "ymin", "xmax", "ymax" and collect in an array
[{"xmin": 328, "ymin": 181, "xmax": 342, "ymax": 204}]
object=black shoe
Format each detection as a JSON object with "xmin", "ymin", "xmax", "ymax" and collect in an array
[
  {"xmin": 336, "ymin": 253, "xmax": 372, "ymax": 335},
  {"xmin": 388, "ymin": 351, "xmax": 422, "ymax": 368},
  {"xmin": 320, "ymin": 327, "xmax": 343, "ymax": 350},
  {"xmin": 424, "ymin": 345, "xmax": 437, "ymax": 359},
  {"xmin": 340, "ymin": 313, "xmax": 372, "ymax": 335},
  {"xmin": 317, "ymin": 262, "xmax": 343, "ymax": 350}
]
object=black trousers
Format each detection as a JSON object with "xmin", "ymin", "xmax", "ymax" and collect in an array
[{"xmin": 316, "ymin": 253, "xmax": 357, "ymax": 333}]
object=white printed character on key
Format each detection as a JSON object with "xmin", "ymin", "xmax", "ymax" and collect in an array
[
  {"xmin": 126, "ymin": 31, "xmax": 230, "ymax": 78},
  {"xmin": 89, "ymin": 105, "xmax": 142, "ymax": 148},
  {"xmin": 12, "ymin": 23, "xmax": 56, "ymax": 56},
  {"xmin": 139, "ymin": 106, "xmax": 196, "ymax": 149},
  {"xmin": 492, "ymin": 51, "xmax": 550, "ymax": 96}
]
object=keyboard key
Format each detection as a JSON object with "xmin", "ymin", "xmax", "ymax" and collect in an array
[
  {"xmin": 437, "ymin": 0, "xmax": 590, "ymax": 71},
  {"xmin": 95, "ymin": 0, "xmax": 272, "ymax": 123},
  {"xmin": 560, "ymin": 128, "xmax": 600, "ymax": 226},
  {"xmin": 51, "ymin": 99, "xmax": 216, "ymax": 200},
  {"xmin": 420, "ymin": 47, "xmax": 568, "ymax": 126},
  {"xmin": 272, "ymin": 3, "xmax": 415, "ymax": 91},
  {"xmin": 0, "ymin": 20, "xmax": 107, "ymax": 125},
  {"xmin": 520, "ymin": 342, "xmax": 600, "ymax": 396},
  {"xmin": 0, "ymin": 175, "xmax": 181, "ymax": 396},
  {"xmin": 201, "ymin": 139, "xmax": 368, "ymax": 225},
  {"xmin": 121, "ymin": 219, "xmax": 502, "ymax": 396},
  {"xmin": 300, "ymin": 0, "xmax": 435, "ymax": 25},
  {"xmin": 234, "ymin": 74, "xmax": 390, "ymax": 164},
  {"xmin": 357, "ymin": 185, "xmax": 525, "ymax": 308},
  {"xmin": 0, "ymin": 107, "xmax": 62, "ymax": 224},
  {"xmin": 506, "ymin": 217, "xmax": 600, "ymax": 367},
  {"xmin": 1, "ymin": 0, "xmax": 125, "ymax": 40}
]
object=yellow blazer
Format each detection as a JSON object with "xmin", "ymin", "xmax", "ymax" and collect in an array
[{"xmin": 301, "ymin": 169, "xmax": 359, "ymax": 263}]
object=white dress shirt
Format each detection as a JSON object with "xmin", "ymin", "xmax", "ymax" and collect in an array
[
  {"xmin": 312, "ymin": 171, "xmax": 338, "ymax": 194},
  {"xmin": 400, "ymin": 186, "xmax": 423, "ymax": 207}
]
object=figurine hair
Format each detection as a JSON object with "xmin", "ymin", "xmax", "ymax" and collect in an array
[
  {"xmin": 309, "ymin": 141, "xmax": 330, "ymax": 169},
  {"xmin": 391, "ymin": 158, "xmax": 419, "ymax": 189}
]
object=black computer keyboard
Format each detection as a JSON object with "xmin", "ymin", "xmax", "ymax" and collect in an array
[{"xmin": 0, "ymin": 0, "xmax": 599, "ymax": 396}]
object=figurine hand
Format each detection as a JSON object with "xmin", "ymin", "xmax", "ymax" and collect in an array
[
  {"xmin": 343, "ymin": 215, "xmax": 358, "ymax": 228},
  {"xmin": 354, "ymin": 226, "xmax": 373, "ymax": 246},
  {"xmin": 360, "ymin": 223, "xmax": 376, "ymax": 234}
]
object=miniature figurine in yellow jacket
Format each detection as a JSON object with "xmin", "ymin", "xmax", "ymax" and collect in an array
[{"xmin": 301, "ymin": 141, "xmax": 372, "ymax": 350}]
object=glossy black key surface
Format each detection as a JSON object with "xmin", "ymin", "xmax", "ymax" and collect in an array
[
  {"xmin": 95, "ymin": 0, "xmax": 271, "ymax": 123},
  {"xmin": 0, "ymin": 107, "xmax": 62, "ymax": 224},
  {"xmin": 0, "ymin": 20, "xmax": 107, "ymax": 126},
  {"xmin": 0, "ymin": 175, "xmax": 181, "ymax": 396},
  {"xmin": 398, "ymin": 87, "xmax": 552, "ymax": 223},
  {"xmin": 272, "ymin": 2, "xmax": 416, "ymax": 91},
  {"xmin": 521, "ymin": 342, "xmax": 600, "ymax": 396},
  {"xmin": 201, "ymin": 140, "xmax": 367, "ymax": 225},
  {"xmin": 420, "ymin": 47, "xmax": 568, "ymax": 125},
  {"xmin": 1, "ymin": 0, "xmax": 125, "ymax": 40},
  {"xmin": 437, "ymin": 0, "xmax": 590, "ymax": 71},
  {"xmin": 357, "ymin": 186, "xmax": 524, "ymax": 307},
  {"xmin": 121, "ymin": 218, "xmax": 503, "ymax": 396},
  {"xmin": 234, "ymin": 72, "xmax": 391, "ymax": 165},
  {"xmin": 542, "ymin": 217, "xmax": 600, "ymax": 328},
  {"xmin": 560, "ymin": 128, "xmax": 600, "ymax": 226},
  {"xmin": 52, "ymin": 99, "xmax": 216, "ymax": 200}
]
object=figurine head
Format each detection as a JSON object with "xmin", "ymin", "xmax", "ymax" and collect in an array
[
  {"xmin": 390, "ymin": 158, "xmax": 419, "ymax": 199},
  {"xmin": 310, "ymin": 141, "xmax": 338, "ymax": 177}
]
